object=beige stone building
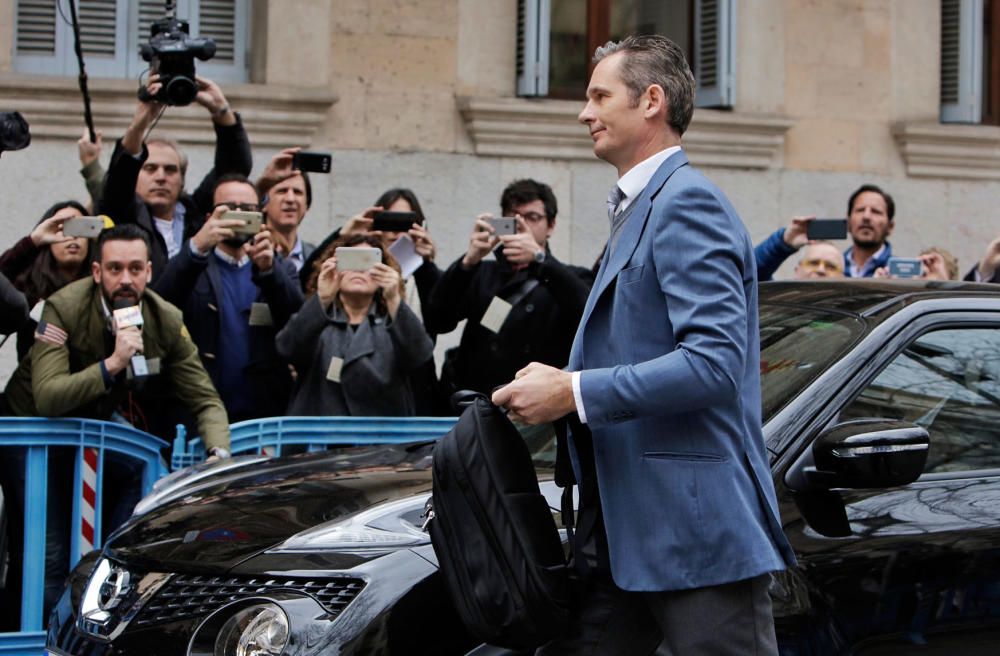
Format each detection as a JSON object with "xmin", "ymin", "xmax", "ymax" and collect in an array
[{"xmin": 1, "ymin": 0, "xmax": 999, "ymax": 379}]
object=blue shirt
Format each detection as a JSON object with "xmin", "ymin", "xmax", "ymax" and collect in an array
[{"xmin": 213, "ymin": 251, "xmax": 257, "ymax": 417}]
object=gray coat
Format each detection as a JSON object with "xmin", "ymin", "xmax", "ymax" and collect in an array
[{"xmin": 275, "ymin": 294, "xmax": 434, "ymax": 416}]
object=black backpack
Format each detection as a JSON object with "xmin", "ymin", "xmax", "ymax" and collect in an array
[{"xmin": 428, "ymin": 394, "xmax": 569, "ymax": 650}]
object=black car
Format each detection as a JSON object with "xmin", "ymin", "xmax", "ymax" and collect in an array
[{"xmin": 47, "ymin": 281, "xmax": 1000, "ymax": 655}]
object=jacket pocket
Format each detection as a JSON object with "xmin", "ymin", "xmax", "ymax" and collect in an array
[
  {"xmin": 618, "ymin": 264, "xmax": 644, "ymax": 285},
  {"xmin": 643, "ymin": 451, "xmax": 726, "ymax": 463}
]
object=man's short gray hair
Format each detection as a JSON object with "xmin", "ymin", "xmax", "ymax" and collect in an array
[{"xmin": 593, "ymin": 35, "xmax": 696, "ymax": 136}]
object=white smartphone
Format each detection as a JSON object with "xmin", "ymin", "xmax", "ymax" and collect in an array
[
  {"xmin": 335, "ymin": 246, "xmax": 381, "ymax": 271},
  {"xmin": 62, "ymin": 216, "xmax": 105, "ymax": 238},
  {"xmin": 222, "ymin": 210, "xmax": 263, "ymax": 236}
]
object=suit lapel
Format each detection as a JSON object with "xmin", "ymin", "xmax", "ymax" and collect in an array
[{"xmin": 572, "ymin": 151, "xmax": 690, "ymax": 347}]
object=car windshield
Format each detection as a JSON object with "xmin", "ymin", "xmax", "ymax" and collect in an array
[
  {"xmin": 759, "ymin": 303, "xmax": 866, "ymax": 421},
  {"xmin": 525, "ymin": 303, "xmax": 866, "ymax": 469}
]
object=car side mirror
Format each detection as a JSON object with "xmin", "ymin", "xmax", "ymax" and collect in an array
[{"xmin": 786, "ymin": 418, "xmax": 929, "ymax": 492}]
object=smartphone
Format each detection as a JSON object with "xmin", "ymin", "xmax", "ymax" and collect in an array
[
  {"xmin": 63, "ymin": 216, "xmax": 104, "ymax": 238},
  {"xmin": 222, "ymin": 210, "xmax": 263, "ymax": 236},
  {"xmin": 888, "ymin": 257, "xmax": 922, "ymax": 278},
  {"xmin": 371, "ymin": 211, "xmax": 420, "ymax": 232},
  {"xmin": 806, "ymin": 218, "xmax": 848, "ymax": 241},
  {"xmin": 292, "ymin": 151, "xmax": 332, "ymax": 174},
  {"xmin": 488, "ymin": 217, "xmax": 517, "ymax": 236},
  {"xmin": 336, "ymin": 246, "xmax": 381, "ymax": 271}
]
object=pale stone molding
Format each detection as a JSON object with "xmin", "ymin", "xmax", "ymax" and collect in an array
[
  {"xmin": 457, "ymin": 96, "xmax": 794, "ymax": 169},
  {"xmin": 0, "ymin": 74, "xmax": 336, "ymax": 147},
  {"xmin": 893, "ymin": 122, "xmax": 1000, "ymax": 181}
]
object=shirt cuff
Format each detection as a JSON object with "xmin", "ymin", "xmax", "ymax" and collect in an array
[
  {"xmin": 572, "ymin": 371, "xmax": 588, "ymax": 424},
  {"xmin": 99, "ymin": 360, "xmax": 114, "ymax": 388},
  {"xmin": 189, "ymin": 239, "xmax": 208, "ymax": 258},
  {"xmin": 975, "ymin": 268, "xmax": 985, "ymax": 282}
]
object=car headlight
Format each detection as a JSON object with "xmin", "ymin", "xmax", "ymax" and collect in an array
[
  {"xmin": 276, "ymin": 495, "xmax": 431, "ymax": 552},
  {"xmin": 215, "ymin": 603, "xmax": 288, "ymax": 656}
]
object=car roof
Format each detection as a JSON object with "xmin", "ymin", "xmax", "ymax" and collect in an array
[{"xmin": 760, "ymin": 280, "xmax": 1000, "ymax": 321}]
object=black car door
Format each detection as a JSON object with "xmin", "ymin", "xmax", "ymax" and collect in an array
[{"xmin": 778, "ymin": 314, "xmax": 1000, "ymax": 654}]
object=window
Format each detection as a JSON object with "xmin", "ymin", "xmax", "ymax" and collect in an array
[
  {"xmin": 517, "ymin": 0, "xmax": 734, "ymax": 108},
  {"xmin": 940, "ymin": 0, "xmax": 1000, "ymax": 124},
  {"xmin": 839, "ymin": 327, "xmax": 1000, "ymax": 474},
  {"xmin": 13, "ymin": 0, "xmax": 249, "ymax": 83}
]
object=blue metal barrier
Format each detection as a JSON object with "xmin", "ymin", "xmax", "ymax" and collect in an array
[
  {"xmin": 0, "ymin": 418, "xmax": 168, "ymax": 656},
  {"xmin": 172, "ymin": 415, "xmax": 458, "ymax": 470}
]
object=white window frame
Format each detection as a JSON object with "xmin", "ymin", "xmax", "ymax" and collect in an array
[{"xmin": 940, "ymin": 0, "xmax": 984, "ymax": 123}]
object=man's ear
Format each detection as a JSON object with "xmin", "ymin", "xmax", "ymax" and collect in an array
[
  {"xmin": 886, "ymin": 220, "xmax": 895, "ymax": 238},
  {"xmin": 145, "ymin": 261, "xmax": 152, "ymax": 283},
  {"xmin": 644, "ymin": 84, "xmax": 667, "ymax": 119},
  {"xmin": 546, "ymin": 217, "xmax": 557, "ymax": 240},
  {"xmin": 91, "ymin": 260, "xmax": 101, "ymax": 283}
]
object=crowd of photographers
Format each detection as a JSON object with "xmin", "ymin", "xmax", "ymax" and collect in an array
[{"xmin": 1, "ymin": 77, "xmax": 999, "ymax": 452}]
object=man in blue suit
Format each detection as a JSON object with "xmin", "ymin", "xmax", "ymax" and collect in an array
[{"xmin": 493, "ymin": 35, "xmax": 795, "ymax": 654}]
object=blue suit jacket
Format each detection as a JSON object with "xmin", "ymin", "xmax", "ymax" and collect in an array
[{"xmin": 569, "ymin": 151, "xmax": 795, "ymax": 592}]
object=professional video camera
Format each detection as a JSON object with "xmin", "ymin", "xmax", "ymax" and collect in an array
[{"xmin": 138, "ymin": 2, "xmax": 216, "ymax": 106}]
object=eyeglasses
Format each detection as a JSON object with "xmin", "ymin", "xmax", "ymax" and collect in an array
[
  {"xmin": 215, "ymin": 202, "xmax": 260, "ymax": 212},
  {"xmin": 520, "ymin": 212, "xmax": 547, "ymax": 223}
]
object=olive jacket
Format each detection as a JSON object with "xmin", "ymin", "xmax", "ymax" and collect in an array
[{"xmin": 4, "ymin": 277, "xmax": 230, "ymax": 450}]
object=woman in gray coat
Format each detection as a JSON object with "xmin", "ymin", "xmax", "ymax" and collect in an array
[{"xmin": 276, "ymin": 234, "xmax": 434, "ymax": 416}]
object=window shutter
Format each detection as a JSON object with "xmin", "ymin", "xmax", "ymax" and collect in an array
[
  {"xmin": 15, "ymin": 0, "xmax": 56, "ymax": 55},
  {"xmin": 516, "ymin": 0, "xmax": 550, "ymax": 97},
  {"xmin": 77, "ymin": 0, "xmax": 119, "ymax": 57},
  {"xmin": 940, "ymin": 0, "xmax": 983, "ymax": 123},
  {"xmin": 694, "ymin": 0, "xmax": 735, "ymax": 108}
]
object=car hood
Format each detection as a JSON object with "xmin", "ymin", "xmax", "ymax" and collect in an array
[{"xmin": 106, "ymin": 443, "xmax": 437, "ymax": 572}]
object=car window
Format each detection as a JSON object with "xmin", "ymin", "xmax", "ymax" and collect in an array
[
  {"xmin": 839, "ymin": 327, "xmax": 1000, "ymax": 474},
  {"xmin": 759, "ymin": 305, "xmax": 866, "ymax": 422}
]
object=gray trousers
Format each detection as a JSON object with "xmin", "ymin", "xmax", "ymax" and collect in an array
[{"xmin": 536, "ymin": 573, "xmax": 778, "ymax": 656}]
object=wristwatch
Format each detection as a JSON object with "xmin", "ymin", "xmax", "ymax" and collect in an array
[{"xmin": 533, "ymin": 249, "xmax": 546, "ymax": 264}]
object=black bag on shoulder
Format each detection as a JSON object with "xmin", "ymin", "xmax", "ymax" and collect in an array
[{"xmin": 428, "ymin": 393, "xmax": 569, "ymax": 650}]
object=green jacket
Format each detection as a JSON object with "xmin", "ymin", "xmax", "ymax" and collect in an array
[{"xmin": 5, "ymin": 277, "xmax": 230, "ymax": 450}]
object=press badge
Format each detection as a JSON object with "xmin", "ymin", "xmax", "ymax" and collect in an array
[
  {"xmin": 248, "ymin": 302, "xmax": 274, "ymax": 327},
  {"xmin": 326, "ymin": 356, "xmax": 344, "ymax": 383},
  {"xmin": 480, "ymin": 296, "xmax": 513, "ymax": 333}
]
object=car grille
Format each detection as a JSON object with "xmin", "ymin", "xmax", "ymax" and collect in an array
[{"xmin": 133, "ymin": 573, "xmax": 366, "ymax": 627}]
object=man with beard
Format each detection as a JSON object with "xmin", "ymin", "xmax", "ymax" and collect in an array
[
  {"xmin": 5, "ymin": 224, "xmax": 230, "ymax": 453},
  {"xmin": 843, "ymin": 184, "xmax": 895, "ymax": 277},
  {"xmin": 754, "ymin": 184, "xmax": 895, "ymax": 279}
]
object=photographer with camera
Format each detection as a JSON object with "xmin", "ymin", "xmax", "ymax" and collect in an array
[
  {"xmin": 152, "ymin": 174, "xmax": 304, "ymax": 421},
  {"xmin": 423, "ymin": 179, "xmax": 593, "ymax": 401},
  {"xmin": 99, "ymin": 72, "xmax": 252, "ymax": 281}
]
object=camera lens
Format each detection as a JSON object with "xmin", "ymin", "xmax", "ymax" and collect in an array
[{"xmin": 164, "ymin": 75, "xmax": 198, "ymax": 106}]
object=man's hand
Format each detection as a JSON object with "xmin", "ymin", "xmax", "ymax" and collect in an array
[
  {"xmin": 978, "ymin": 237, "xmax": 1000, "ymax": 280},
  {"xmin": 256, "ymin": 147, "xmax": 302, "ymax": 195},
  {"xmin": 492, "ymin": 362, "xmax": 576, "ymax": 425},
  {"xmin": 371, "ymin": 262, "xmax": 402, "ymax": 317},
  {"xmin": 105, "ymin": 326, "xmax": 144, "ymax": 376},
  {"xmin": 409, "ymin": 223, "xmax": 436, "ymax": 261},
  {"xmin": 77, "ymin": 129, "xmax": 103, "ymax": 167},
  {"xmin": 316, "ymin": 257, "xmax": 340, "ymax": 308},
  {"xmin": 195, "ymin": 76, "xmax": 235, "ymax": 126},
  {"xmin": 782, "ymin": 215, "xmax": 815, "ymax": 249},
  {"xmin": 191, "ymin": 206, "xmax": 245, "ymax": 254},
  {"xmin": 462, "ymin": 215, "xmax": 500, "ymax": 269},
  {"xmin": 499, "ymin": 216, "xmax": 542, "ymax": 265},
  {"xmin": 123, "ymin": 74, "xmax": 165, "ymax": 155},
  {"xmin": 249, "ymin": 228, "xmax": 275, "ymax": 272},
  {"xmin": 919, "ymin": 251, "xmax": 949, "ymax": 281},
  {"xmin": 343, "ymin": 207, "xmax": 379, "ymax": 236},
  {"xmin": 30, "ymin": 215, "xmax": 70, "ymax": 247}
]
